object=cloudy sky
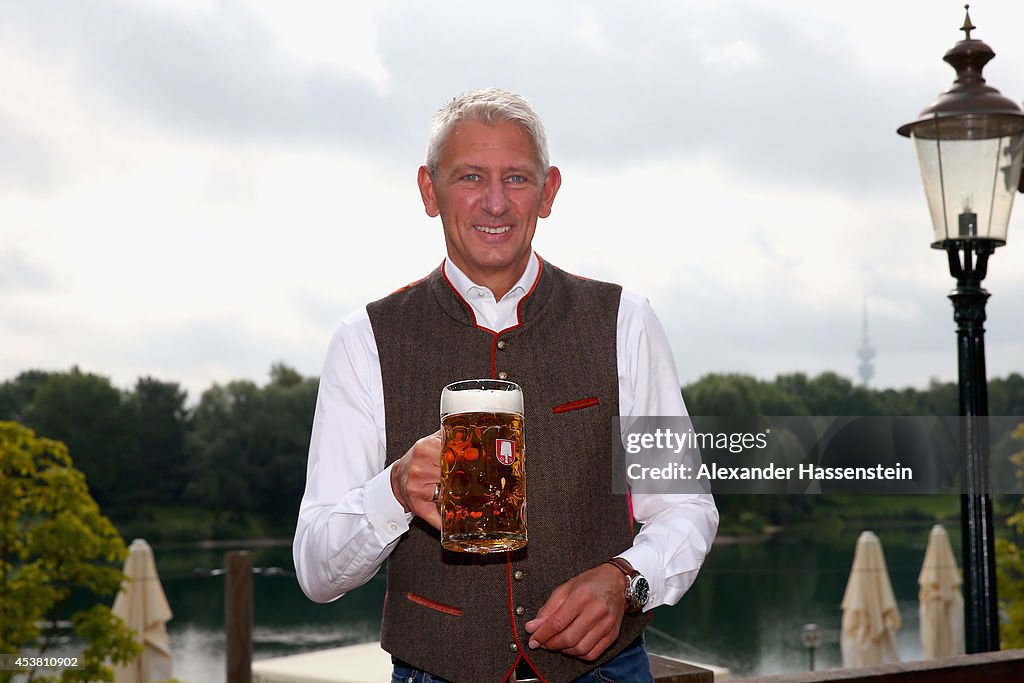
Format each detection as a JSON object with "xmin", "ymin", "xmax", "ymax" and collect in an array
[{"xmin": 4, "ymin": 0, "xmax": 1024, "ymax": 400}]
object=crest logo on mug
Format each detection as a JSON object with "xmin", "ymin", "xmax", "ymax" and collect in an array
[{"xmin": 496, "ymin": 439, "xmax": 515, "ymax": 465}]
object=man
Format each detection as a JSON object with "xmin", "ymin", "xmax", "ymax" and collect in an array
[{"xmin": 294, "ymin": 88, "xmax": 718, "ymax": 683}]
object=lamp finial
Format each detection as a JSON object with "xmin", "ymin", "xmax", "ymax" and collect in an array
[{"xmin": 961, "ymin": 4, "xmax": 975, "ymax": 40}]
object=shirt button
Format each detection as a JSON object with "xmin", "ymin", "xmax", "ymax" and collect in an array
[
  {"xmin": 496, "ymin": 340, "xmax": 507, "ymax": 350},
  {"xmin": 513, "ymin": 570, "xmax": 525, "ymax": 580},
  {"xmin": 388, "ymin": 522, "xmax": 398, "ymax": 532},
  {"xmin": 498, "ymin": 371, "xmax": 508, "ymax": 380},
  {"xmin": 515, "ymin": 606, "xmax": 526, "ymax": 616},
  {"xmin": 509, "ymin": 643, "xmax": 519, "ymax": 653},
  {"xmin": 477, "ymin": 290, "xmax": 487, "ymax": 298}
]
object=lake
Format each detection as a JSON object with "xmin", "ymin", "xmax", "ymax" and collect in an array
[{"xmin": 112, "ymin": 524, "xmax": 958, "ymax": 681}]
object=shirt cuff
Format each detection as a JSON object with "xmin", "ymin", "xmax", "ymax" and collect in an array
[
  {"xmin": 364, "ymin": 463, "xmax": 412, "ymax": 541},
  {"xmin": 616, "ymin": 544, "xmax": 664, "ymax": 612}
]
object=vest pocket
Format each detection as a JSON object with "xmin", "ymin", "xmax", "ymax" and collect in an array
[
  {"xmin": 405, "ymin": 591, "xmax": 463, "ymax": 616},
  {"xmin": 551, "ymin": 397, "xmax": 601, "ymax": 414}
]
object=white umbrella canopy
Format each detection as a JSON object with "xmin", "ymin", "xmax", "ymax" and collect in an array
[
  {"xmin": 918, "ymin": 524, "xmax": 965, "ymax": 658},
  {"xmin": 841, "ymin": 531, "xmax": 901, "ymax": 667},
  {"xmin": 112, "ymin": 538, "xmax": 174, "ymax": 683}
]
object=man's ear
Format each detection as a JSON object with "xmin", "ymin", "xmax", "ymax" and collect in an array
[
  {"xmin": 418, "ymin": 166, "xmax": 440, "ymax": 217},
  {"xmin": 538, "ymin": 165, "xmax": 561, "ymax": 219}
]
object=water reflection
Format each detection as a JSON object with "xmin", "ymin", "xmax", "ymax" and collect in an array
[{"xmin": 137, "ymin": 527, "xmax": 956, "ymax": 681}]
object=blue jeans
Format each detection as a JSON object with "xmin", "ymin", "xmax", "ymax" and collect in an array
[{"xmin": 391, "ymin": 640, "xmax": 654, "ymax": 683}]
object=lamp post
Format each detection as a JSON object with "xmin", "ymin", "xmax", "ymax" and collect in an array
[{"xmin": 898, "ymin": 5, "xmax": 1024, "ymax": 653}]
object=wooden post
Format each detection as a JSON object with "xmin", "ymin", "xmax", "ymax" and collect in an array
[{"xmin": 225, "ymin": 551, "xmax": 252, "ymax": 683}]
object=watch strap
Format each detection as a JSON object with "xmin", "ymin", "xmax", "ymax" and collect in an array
[{"xmin": 604, "ymin": 557, "xmax": 639, "ymax": 579}]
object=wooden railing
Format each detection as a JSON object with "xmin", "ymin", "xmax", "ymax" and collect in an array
[
  {"xmin": 651, "ymin": 653, "xmax": 715, "ymax": 682},
  {"xmin": 731, "ymin": 649, "xmax": 1024, "ymax": 683}
]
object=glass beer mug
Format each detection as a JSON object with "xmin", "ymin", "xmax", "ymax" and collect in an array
[{"xmin": 439, "ymin": 379, "xmax": 527, "ymax": 553}]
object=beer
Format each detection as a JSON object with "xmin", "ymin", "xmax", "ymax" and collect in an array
[{"xmin": 439, "ymin": 380, "xmax": 526, "ymax": 553}]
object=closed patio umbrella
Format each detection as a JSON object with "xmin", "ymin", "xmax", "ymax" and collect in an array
[
  {"xmin": 918, "ymin": 524, "xmax": 964, "ymax": 658},
  {"xmin": 841, "ymin": 531, "xmax": 901, "ymax": 667},
  {"xmin": 112, "ymin": 538, "xmax": 173, "ymax": 683}
]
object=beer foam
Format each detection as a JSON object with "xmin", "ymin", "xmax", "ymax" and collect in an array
[{"xmin": 441, "ymin": 387, "xmax": 523, "ymax": 416}]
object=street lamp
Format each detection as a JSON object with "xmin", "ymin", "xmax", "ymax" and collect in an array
[{"xmin": 897, "ymin": 5, "xmax": 1024, "ymax": 653}]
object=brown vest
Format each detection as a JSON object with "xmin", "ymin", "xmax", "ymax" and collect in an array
[{"xmin": 367, "ymin": 259, "xmax": 648, "ymax": 683}]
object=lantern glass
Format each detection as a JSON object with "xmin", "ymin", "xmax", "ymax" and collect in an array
[{"xmin": 911, "ymin": 127, "xmax": 1024, "ymax": 244}]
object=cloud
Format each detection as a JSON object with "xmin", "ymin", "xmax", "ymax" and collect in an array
[
  {"xmin": 2, "ymin": 0, "xmax": 1023, "ymax": 397},
  {"xmin": 0, "ymin": 113, "xmax": 66, "ymax": 196},
  {"xmin": 0, "ymin": 0, "xmax": 416, "ymax": 160},
  {"xmin": 2, "ymin": 0, "xmax": 925, "ymax": 193},
  {"xmin": 0, "ymin": 248, "xmax": 61, "ymax": 292},
  {"xmin": 365, "ymin": 1, "xmax": 922, "ymax": 193}
]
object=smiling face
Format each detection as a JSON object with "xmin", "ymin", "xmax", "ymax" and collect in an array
[{"xmin": 418, "ymin": 119, "xmax": 561, "ymax": 299}]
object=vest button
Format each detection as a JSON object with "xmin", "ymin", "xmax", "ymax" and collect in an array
[
  {"xmin": 515, "ymin": 606, "xmax": 526, "ymax": 616},
  {"xmin": 509, "ymin": 642, "xmax": 519, "ymax": 653},
  {"xmin": 497, "ymin": 340, "xmax": 507, "ymax": 350},
  {"xmin": 498, "ymin": 371, "xmax": 508, "ymax": 380},
  {"xmin": 513, "ymin": 570, "xmax": 525, "ymax": 580}
]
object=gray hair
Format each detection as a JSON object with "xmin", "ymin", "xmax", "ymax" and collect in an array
[{"xmin": 425, "ymin": 88, "xmax": 550, "ymax": 177}]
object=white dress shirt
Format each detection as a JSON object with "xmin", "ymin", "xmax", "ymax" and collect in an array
[{"xmin": 293, "ymin": 253, "xmax": 718, "ymax": 610}]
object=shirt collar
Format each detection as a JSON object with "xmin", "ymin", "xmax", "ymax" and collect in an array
[{"xmin": 443, "ymin": 253, "xmax": 540, "ymax": 304}]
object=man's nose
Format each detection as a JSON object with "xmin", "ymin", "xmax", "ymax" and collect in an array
[{"xmin": 481, "ymin": 178, "xmax": 510, "ymax": 215}]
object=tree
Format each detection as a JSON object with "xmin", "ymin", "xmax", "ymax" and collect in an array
[
  {"xmin": 126, "ymin": 378, "xmax": 189, "ymax": 506},
  {"xmin": 184, "ymin": 364, "xmax": 317, "ymax": 534},
  {"xmin": 259, "ymin": 364, "xmax": 319, "ymax": 520},
  {"xmin": 19, "ymin": 369, "xmax": 134, "ymax": 511},
  {"xmin": 185, "ymin": 379, "xmax": 263, "ymax": 518},
  {"xmin": 997, "ymin": 423, "xmax": 1024, "ymax": 648},
  {"xmin": 685, "ymin": 373, "xmax": 761, "ymax": 416},
  {"xmin": 0, "ymin": 370, "xmax": 54, "ymax": 422},
  {"xmin": 0, "ymin": 421, "xmax": 139, "ymax": 682}
]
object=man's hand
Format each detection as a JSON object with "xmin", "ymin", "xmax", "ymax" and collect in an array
[
  {"xmin": 390, "ymin": 430, "xmax": 443, "ymax": 530},
  {"xmin": 523, "ymin": 563, "xmax": 627, "ymax": 661}
]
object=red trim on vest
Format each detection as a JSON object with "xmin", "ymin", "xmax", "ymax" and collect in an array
[
  {"xmin": 440, "ymin": 264, "xmax": 481, "ymax": 328},
  {"xmin": 549, "ymin": 260, "xmax": 598, "ymax": 284},
  {"xmin": 504, "ymin": 560, "xmax": 550, "ymax": 683},
  {"xmin": 514, "ymin": 257, "xmax": 544, "ymax": 326},
  {"xmin": 391, "ymin": 275, "xmax": 429, "ymax": 295},
  {"xmin": 405, "ymin": 591, "xmax": 463, "ymax": 617},
  {"xmin": 502, "ymin": 659, "xmax": 519, "ymax": 683},
  {"xmin": 440, "ymin": 256, "xmax": 544, "ymax": 333},
  {"xmin": 551, "ymin": 397, "xmax": 601, "ymax": 414},
  {"xmin": 441, "ymin": 256, "xmax": 546, "ymax": 382}
]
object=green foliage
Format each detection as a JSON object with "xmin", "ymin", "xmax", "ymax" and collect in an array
[
  {"xmin": 5, "ymin": 370, "xmax": 190, "ymax": 521},
  {"xmin": 681, "ymin": 372, "xmax": 1024, "ymax": 535},
  {"xmin": 683, "ymin": 371, "xmax": 988, "ymax": 419},
  {"xmin": 0, "ymin": 421, "xmax": 139, "ymax": 682},
  {"xmin": 19, "ymin": 369, "xmax": 134, "ymax": 510},
  {"xmin": 3, "ymin": 365, "xmax": 1024, "ymax": 543},
  {"xmin": 124, "ymin": 378, "xmax": 189, "ymax": 507},
  {"xmin": 0, "ymin": 371, "xmax": 54, "ymax": 423},
  {"xmin": 184, "ymin": 363, "xmax": 318, "ymax": 532},
  {"xmin": 997, "ymin": 423, "xmax": 1024, "ymax": 648}
]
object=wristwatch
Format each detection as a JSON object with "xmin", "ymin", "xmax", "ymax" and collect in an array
[{"xmin": 604, "ymin": 557, "xmax": 650, "ymax": 614}]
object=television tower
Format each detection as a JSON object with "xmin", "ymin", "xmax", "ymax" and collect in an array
[{"xmin": 857, "ymin": 296, "xmax": 875, "ymax": 386}]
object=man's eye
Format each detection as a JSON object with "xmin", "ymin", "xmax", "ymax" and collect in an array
[
  {"xmin": 506, "ymin": 175, "xmax": 527, "ymax": 184},
  {"xmin": 462, "ymin": 173, "xmax": 480, "ymax": 182}
]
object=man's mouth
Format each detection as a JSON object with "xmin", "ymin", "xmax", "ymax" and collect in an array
[{"xmin": 475, "ymin": 225, "xmax": 511, "ymax": 235}]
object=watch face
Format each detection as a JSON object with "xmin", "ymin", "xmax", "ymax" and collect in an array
[
  {"xmin": 634, "ymin": 577, "xmax": 650, "ymax": 606},
  {"xmin": 628, "ymin": 576, "xmax": 650, "ymax": 610}
]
